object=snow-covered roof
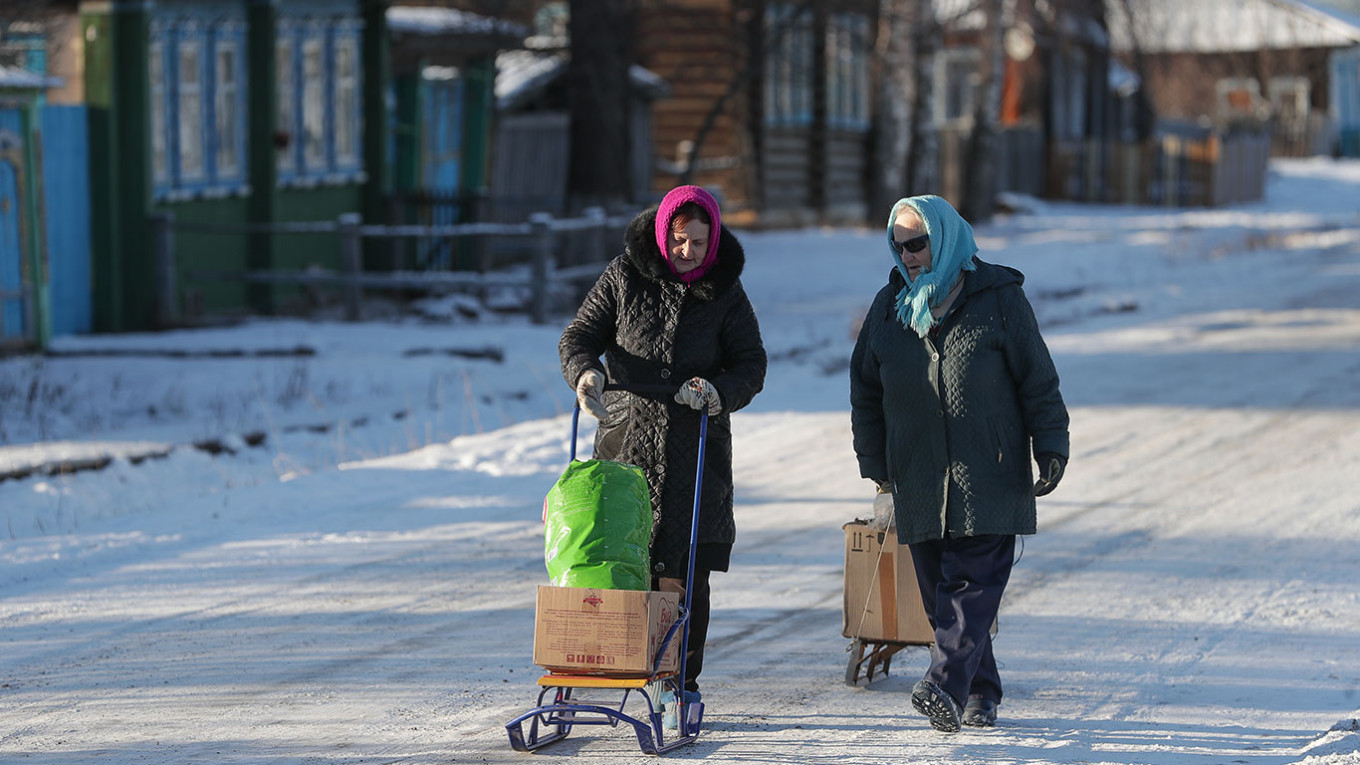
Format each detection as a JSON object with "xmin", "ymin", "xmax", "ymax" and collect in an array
[
  {"xmin": 1108, "ymin": 0, "xmax": 1360, "ymax": 53},
  {"xmin": 0, "ymin": 64, "xmax": 60, "ymax": 90},
  {"xmin": 386, "ymin": 6, "xmax": 527, "ymax": 40},
  {"xmin": 494, "ymin": 49, "xmax": 669, "ymax": 111}
]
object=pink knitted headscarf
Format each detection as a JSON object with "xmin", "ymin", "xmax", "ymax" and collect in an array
[{"xmin": 654, "ymin": 185, "xmax": 722, "ymax": 283}]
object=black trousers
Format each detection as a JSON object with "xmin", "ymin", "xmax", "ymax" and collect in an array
[
  {"xmin": 908, "ymin": 534, "xmax": 1016, "ymax": 707},
  {"xmin": 656, "ymin": 568, "xmax": 712, "ymax": 694}
]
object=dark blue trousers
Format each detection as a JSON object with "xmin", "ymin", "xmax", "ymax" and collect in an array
[{"xmin": 908, "ymin": 534, "xmax": 1015, "ymax": 707}]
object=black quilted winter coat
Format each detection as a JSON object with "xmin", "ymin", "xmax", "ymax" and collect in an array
[
  {"xmin": 850, "ymin": 258, "xmax": 1069, "ymax": 546},
  {"xmin": 559, "ymin": 207, "xmax": 767, "ymax": 577}
]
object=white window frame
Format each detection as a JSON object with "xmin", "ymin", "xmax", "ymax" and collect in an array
[
  {"xmin": 1268, "ymin": 76, "xmax": 1310, "ymax": 122},
  {"xmin": 276, "ymin": 15, "xmax": 367, "ymax": 187},
  {"xmin": 149, "ymin": 16, "xmax": 248, "ymax": 201},
  {"xmin": 333, "ymin": 33, "xmax": 360, "ymax": 167},
  {"xmin": 275, "ymin": 32, "xmax": 296, "ymax": 175},
  {"xmin": 1060, "ymin": 47, "xmax": 1087, "ymax": 140},
  {"xmin": 213, "ymin": 34, "xmax": 242, "ymax": 180},
  {"xmin": 177, "ymin": 35, "xmax": 206, "ymax": 183},
  {"xmin": 149, "ymin": 36, "xmax": 168, "ymax": 185},
  {"xmin": 933, "ymin": 47, "xmax": 982, "ymax": 128},
  {"xmin": 301, "ymin": 32, "xmax": 326, "ymax": 171},
  {"xmin": 764, "ymin": 3, "xmax": 814, "ymax": 128},
  {"xmin": 827, "ymin": 12, "xmax": 870, "ymax": 131},
  {"xmin": 1216, "ymin": 77, "xmax": 1264, "ymax": 122}
]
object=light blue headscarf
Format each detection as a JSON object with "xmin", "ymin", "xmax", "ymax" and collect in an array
[{"xmin": 885, "ymin": 195, "xmax": 978, "ymax": 338}]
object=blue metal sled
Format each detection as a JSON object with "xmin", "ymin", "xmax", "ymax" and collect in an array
[{"xmin": 506, "ymin": 385, "xmax": 708, "ymax": 754}]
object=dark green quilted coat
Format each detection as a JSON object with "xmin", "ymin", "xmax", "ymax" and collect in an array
[
  {"xmin": 559, "ymin": 207, "xmax": 767, "ymax": 577},
  {"xmin": 850, "ymin": 258, "xmax": 1069, "ymax": 546}
]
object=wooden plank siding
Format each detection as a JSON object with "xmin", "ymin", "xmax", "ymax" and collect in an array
[
  {"xmin": 635, "ymin": 1, "xmax": 752, "ymax": 206},
  {"xmin": 825, "ymin": 131, "xmax": 867, "ymax": 214},
  {"xmin": 761, "ymin": 129, "xmax": 814, "ymax": 212},
  {"xmin": 633, "ymin": 1, "xmax": 880, "ymax": 226}
]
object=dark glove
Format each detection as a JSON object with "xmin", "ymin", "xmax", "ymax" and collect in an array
[{"xmin": 1034, "ymin": 452, "xmax": 1067, "ymax": 497}]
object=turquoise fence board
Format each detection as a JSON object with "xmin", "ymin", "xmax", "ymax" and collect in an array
[
  {"xmin": 42, "ymin": 104, "xmax": 92, "ymax": 336},
  {"xmin": 0, "ymin": 106, "xmax": 26, "ymax": 341}
]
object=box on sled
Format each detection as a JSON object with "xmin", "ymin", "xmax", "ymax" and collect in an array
[{"xmin": 533, "ymin": 586, "xmax": 681, "ymax": 676}]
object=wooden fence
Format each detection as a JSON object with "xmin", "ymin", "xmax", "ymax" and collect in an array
[
  {"xmin": 929, "ymin": 126, "xmax": 1271, "ymax": 211},
  {"xmin": 1041, "ymin": 130, "xmax": 1270, "ymax": 207},
  {"xmin": 152, "ymin": 207, "xmax": 636, "ymax": 327}
]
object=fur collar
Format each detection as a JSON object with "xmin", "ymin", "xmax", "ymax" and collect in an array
[{"xmin": 623, "ymin": 206, "xmax": 747, "ymax": 302}]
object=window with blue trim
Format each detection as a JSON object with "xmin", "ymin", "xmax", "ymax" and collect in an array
[
  {"xmin": 276, "ymin": 16, "xmax": 365, "ymax": 187},
  {"xmin": 764, "ymin": 4, "xmax": 814, "ymax": 128},
  {"xmin": 149, "ymin": 17, "xmax": 248, "ymax": 201},
  {"xmin": 827, "ymin": 12, "xmax": 870, "ymax": 132}
]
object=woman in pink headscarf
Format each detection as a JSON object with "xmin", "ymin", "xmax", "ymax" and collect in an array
[{"xmin": 559, "ymin": 185, "xmax": 767, "ymax": 725}]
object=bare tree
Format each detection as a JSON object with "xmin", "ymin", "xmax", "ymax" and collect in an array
[
  {"xmin": 871, "ymin": 0, "xmax": 919, "ymax": 214},
  {"xmin": 904, "ymin": 2, "xmax": 940, "ymax": 198},
  {"xmin": 962, "ymin": 0, "xmax": 1004, "ymax": 221}
]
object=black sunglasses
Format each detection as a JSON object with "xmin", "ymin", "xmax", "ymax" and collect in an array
[{"xmin": 891, "ymin": 234, "xmax": 929, "ymax": 255}]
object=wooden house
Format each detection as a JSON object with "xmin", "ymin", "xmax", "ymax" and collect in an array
[
  {"xmin": 88, "ymin": 0, "xmax": 392, "ymax": 330},
  {"xmin": 626, "ymin": 0, "xmax": 1120, "ymax": 225},
  {"xmin": 628, "ymin": 0, "xmax": 878, "ymax": 227},
  {"xmin": 921, "ymin": 0, "xmax": 1125, "ymax": 209},
  {"xmin": 1108, "ymin": 0, "xmax": 1360, "ymax": 156},
  {"xmin": 1, "ymin": 0, "xmax": 395, "ymax": 338}
]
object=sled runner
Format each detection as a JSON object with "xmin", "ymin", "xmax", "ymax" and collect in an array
[
  {"xmin": 844, "ymin": 637, "xmax": 911, "ymax": 686},
  {"xmin": 506, "ymin": 385, "xmax": 707, "ymax": 754}
]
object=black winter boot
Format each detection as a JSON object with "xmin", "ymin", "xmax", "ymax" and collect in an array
[{"xmin": 911, "ymin": 679, "xmax": 962, "ymax": 733}]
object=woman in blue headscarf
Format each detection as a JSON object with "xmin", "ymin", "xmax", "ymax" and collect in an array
[{"xmin": 850, "ymin": 194, "xmax": 1070, "ymax": 733}]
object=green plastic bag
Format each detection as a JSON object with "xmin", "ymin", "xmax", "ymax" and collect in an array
[{"xmin": 544, "ymin": 459, "xmax": 652, "ymax": 590}]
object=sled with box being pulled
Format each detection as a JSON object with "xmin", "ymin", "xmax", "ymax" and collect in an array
[{"xmin": 505, "ymin": 384, "xmax": 707, "ymax": 755}]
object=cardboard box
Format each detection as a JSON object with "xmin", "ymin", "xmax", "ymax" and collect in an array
[
  {"xmin": 533, "ymin": 586, "xmax": 681, "ymax": 676},
  {"xmin": 842, "ymin": 521, "xmax": 935, "ymax": 644}
]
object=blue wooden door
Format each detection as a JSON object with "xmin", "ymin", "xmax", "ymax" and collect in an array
[
  {"xmin": 418, "ymin": 75, "xmax": 466, "ymax": 269},
  {"xmin": 422, "ymin": 75, "xmax": 464, "ymax": 196},
  {"xmin": 0, "ymin": 109, "xmax": 28, "ymax": 343}
]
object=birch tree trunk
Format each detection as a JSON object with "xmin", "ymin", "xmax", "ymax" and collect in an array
[
  {"xmin": 963, "ymin": 0, "xmax": 1005, "ymax": 221},
  {"xmin": 871, "ymin": 0, "xmax": 919, "ymax": 216},
  {"xmin": 905, "ymin": 2, "xmax": 937, "ymax": 197}
]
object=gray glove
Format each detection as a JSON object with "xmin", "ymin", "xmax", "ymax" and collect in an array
[
  {"xmin": 871, "ymin": 481, "xmax": 894, "ymax": 530},
  {"xmin": 674, "ymin": 377, "xmax": 722, "ymax": 415},
  {"xmin": 575, "ymin": 370, "xmax": 608, "ymax": 420}
]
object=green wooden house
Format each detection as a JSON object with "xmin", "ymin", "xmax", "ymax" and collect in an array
[{"xmin": 74, "ymin": 0, "xmax": 391, "ymax": 331}]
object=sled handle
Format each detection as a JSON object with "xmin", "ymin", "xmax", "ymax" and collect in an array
[
  {"xmin": 568, "ymin": 382, "xmax": 683, "ymax": 461},
  {"xmin": 564, "ymin": 381, "xmax": 710, "ymax": 698}
]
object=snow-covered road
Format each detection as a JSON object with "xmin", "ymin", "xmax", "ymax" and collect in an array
[{"xmin": 3, "ymin": 160, "xmax": 1359, "ymax": 763}]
